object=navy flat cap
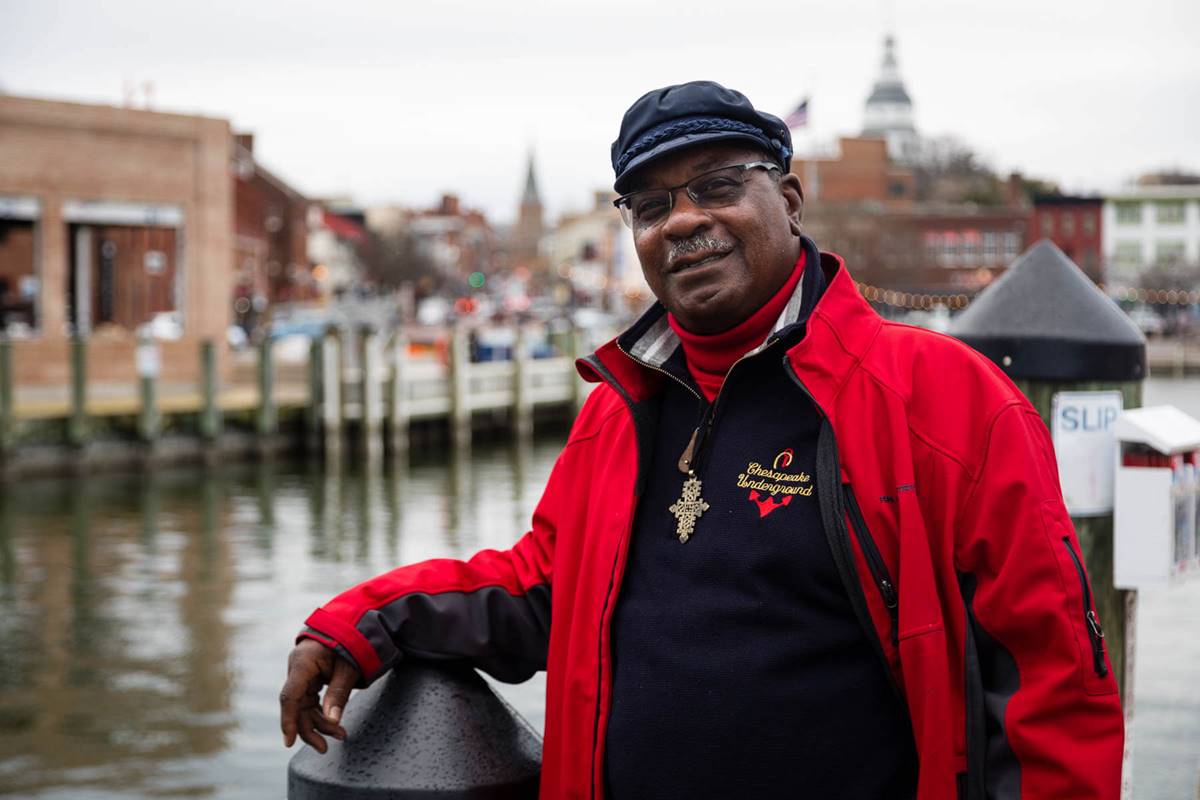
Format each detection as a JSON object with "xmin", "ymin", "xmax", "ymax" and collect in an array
[{"xmin": 611, "ymin": 81, "xmax": 792, "ymax": 193}]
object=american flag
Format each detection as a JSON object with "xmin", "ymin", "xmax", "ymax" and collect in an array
[{"xmin": 783, "ymin": 97, "xmax": 809, "ymax": 129}]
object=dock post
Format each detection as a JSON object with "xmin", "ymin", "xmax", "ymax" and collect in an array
[
  {"xmin": 449, "ymin": 323, "xmax": 471, "ymax": 449},
  {"xmin": 569, "ymin": 325, "xmax": 587, "ymax": 414},
  {"xmin": 136, "ymin": 334, "xmax": 161, "ymax": 443},
  {"xmin": 949, "ymin": 240, "xmax": 1146, "ymax": 796},
  {"xmin": 950, "ymin": 240, "xmax": 1145, "ymax": 697},
  {"xmin": 513, "ymin": 324, "xmax": 533, "ymax": 440},
  {"xmin": 388, "ymin": 329, "xmax": 410, "ymax": 454},
  {"xmin": 321, "ymin": 330, "xmax": 343, "ymax": 462},
  {"xmin": 286, "ymin": 663, "xmax": 541, "ymax": 800},
  {"xmin": 361, "ymin": 326, "xmax": 384, "ymax": 465},
  {"xmin": 0, "ymin": 338, "xmax": 12, "ymax": 453},
  {"xmin": 68, "ymin": 336, "xmax": 88, "ymax": 448},
  {"xmin": 257, "ymin": 336, "xmax": 276, "ymax": 437},
  {"xmin": 306, "ymin": 336, "xmax": 323, "ymax": 454},
  {"xmin": 199, "ymin": 339, "xmax": 222, "ymax": 441}
]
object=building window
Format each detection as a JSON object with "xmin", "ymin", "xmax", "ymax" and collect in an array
[
  {"xmin": 1003, "ymin": 232, "xmax": 1021, "ymax": 260},
  {"xmin": 963, "ymin": 231, "xmax": 980, "ymax": 265},
  {"xmin": 1062, "ymin": 213, "xmax": 1075, "ymax": 236},
  {"xmin": 1156, "ymin": 201, "xmax": 1186, "ymax": 225},
  {"xmin": 1040, "ymin": 213, "xmax": 1054, "ymax": 236},
  {"xmin": 1114, "ymin": 202, "xmax": 1142, "ymax": 225},
  {"xmin": 983, "ymin": 232, "xmax": 998, "ymax": 261},
  {"xmin": 0, "ymin": 196, "xmax": 41, "ymax": 336},
  {"xmin": 1082, "ymin": 214, "xmax": 1096, "ymax": 235},
  {"xmin": 62, "ymin": 199, "xmax": 184, "ymax": 335},
  {"xmin": 1114, "ymin": 241, "xmax": 1142, "ymax": 265},
  {"xmin": 1155, "ymin": 240, "xmax": 1186, "ymax": 265}
]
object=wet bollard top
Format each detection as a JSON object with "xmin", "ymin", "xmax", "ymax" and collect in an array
[{"xmin": 287, "ymin": 663, "xmax": 542, "ymax": 799}]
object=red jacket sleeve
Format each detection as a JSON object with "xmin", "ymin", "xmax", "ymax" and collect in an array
[
  {"xmin": 954, "ymin": 402, "xmax": 1123, "ymax": 798},
  {"xmin": 299, "ymin": 450, "xmax": 566, "ymax": 686}
]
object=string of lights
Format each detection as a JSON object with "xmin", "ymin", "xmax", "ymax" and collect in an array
[
  {"xmin": 855, "ymin": 282, "xmax": 1200, "ymax": 310},
  {"xmin": 854, "ymin": 283, "xmax": 972, "ymax": 310}
]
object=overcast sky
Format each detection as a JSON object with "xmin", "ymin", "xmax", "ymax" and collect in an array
[{"xmin": 2, "ymin": 0, "xmax": 1196, "ymax": 224}]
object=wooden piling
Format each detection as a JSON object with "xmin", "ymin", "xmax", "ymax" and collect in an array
[
  {"xmin": 0, "ymin": 338, "xmax": 12, "ymax": 452},
  {"xmin": 513, "ymin": 324, "xmax": 532, "ymax": 440},
  {"xmin": 449, "ymin": 323, "xmax": 471, "ymax": 448},
  {"xmin": 321, "ymin": 331, "xmax": 343, "ymax": 461},
  {"xmin": 136, "ymin": 337, "xmax": 160, "ymax": 443},
  {"xmin": 257, "ymin": 336, "xmax": 276, "ymax": 437},
  {"xmin": 68, "ymin": 337, "xmax": 87, "ymax": 448},
  {"xmin": 306, "ymin": 336, "xmax": 323, "ymax": 452},
  {"xmin": 361, "ymin": 328, "xmax": 384, "ymax": 464},
  {"xmin": 389, "ymin": 330, "xmax": 410, "ymax": 453},
  {"xmin": 199, "ymin": 339, "xmax": 222, "ymax": 441},
  {"xmin": 568, "ymin": 326, "xmax": 588, "ymax": 414}
]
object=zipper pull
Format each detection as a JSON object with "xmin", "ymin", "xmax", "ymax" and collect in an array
[
  {"xmin": 678, "ymin": 427, "xmax": 700, "ymax": 475},
  {"xmin": 880, "ymin": 579, "xmax": 898, "ymax": 609}
]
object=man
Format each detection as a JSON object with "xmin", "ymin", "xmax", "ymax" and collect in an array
[{"xmin": 281, "ymin": 81, "xmax": 1124, "ymax": 798}]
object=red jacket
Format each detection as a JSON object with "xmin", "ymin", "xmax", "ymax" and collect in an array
[{"xmin": 304, "ymin": 251, "xmax": 1123, "ymax": 799}]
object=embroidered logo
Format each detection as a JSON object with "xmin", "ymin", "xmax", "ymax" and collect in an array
[{"xmin": 737, "ymin": 448, "xmax": 813, "ymax": 519}]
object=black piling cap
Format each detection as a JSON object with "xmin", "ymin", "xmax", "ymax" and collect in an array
[
  {"xmin": 287, "ymin": 663, "xmax": 541, "ymax": 799},
  {"xmin": 948, "ymin": 239, "xmax": 1146, "ymax": 381}
]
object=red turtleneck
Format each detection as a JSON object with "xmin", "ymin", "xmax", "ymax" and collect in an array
[{"xmin": 667, "ymin": 251, "xmax": 806, "ymax": 402}]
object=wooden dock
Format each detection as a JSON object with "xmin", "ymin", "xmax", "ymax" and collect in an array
[{"xmin": 0, "ymin": 326, "xmax": 589, "ymax": 475}]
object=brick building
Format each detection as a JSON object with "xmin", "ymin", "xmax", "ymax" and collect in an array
[
  {"xmin": 792, "ymin": 137, "xmax": 915, "ymax": 209},
  {"xmin": 1028, "ymin": 195, "xmax": 1103, "ymax": 283},
  {"xmin": 793, "ymin": 137, "xmax": 1025, "ymax": 294},
  {"xmin": 0, "ymin": 95, "xmax": 232, "ymax": 386},
  {"xmin": 803, "ymin": 204, "xmax": 1027, "ymax": 296},
  {"xmin": 232, "ymin": 134, "xmax": 312, "ymax": 328}
]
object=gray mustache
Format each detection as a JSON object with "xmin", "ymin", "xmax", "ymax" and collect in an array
[{"xmin": 668, "ymin": 236, "xmax": 732, "ymax": 267}]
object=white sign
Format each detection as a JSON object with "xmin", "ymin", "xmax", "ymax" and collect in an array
[
  {"xmin": 136, "ymin": 341, "xmax": 161, "ymax": 378},
  {"xmin": 1052, "ymin": 390, "xmax": 1123, "ymax": 516}
]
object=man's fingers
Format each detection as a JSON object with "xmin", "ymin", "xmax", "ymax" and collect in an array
[
  {"xmin": 312, "ymin": 710, "xmax": 347, "ymax": 742},
  {"xmin": 281, "ymin": 640, "xmax": 333, "ymax": 747},
  {"xmin": 322, "ymin": 657, "xmax": 360, "ymax": 724},
  {"xmin": 297, "ymin": 707, "xmax": 328, "ymax": 754},
  {"xmin": 281, "ymin": 688, "xmax": 319, "ymax": 748}
]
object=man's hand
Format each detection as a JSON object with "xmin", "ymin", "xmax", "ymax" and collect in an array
[{"xmin": 280, "ymin": 638, "xmax": 361, "ymax": 753}]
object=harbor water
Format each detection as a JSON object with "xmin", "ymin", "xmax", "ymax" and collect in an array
[{"xmin": 0, "ymin": 378, "xmax": 1196, "ymax": 798}]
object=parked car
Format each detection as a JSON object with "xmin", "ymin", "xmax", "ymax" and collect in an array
[{"xmin": 1126, "ymin": 307, "xmax": 1165, "ymax": 337}]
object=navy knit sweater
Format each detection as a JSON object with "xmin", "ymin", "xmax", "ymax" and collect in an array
[{"xmin": 604, "ymin": 259, "xmax": 917, "ymax": 798}]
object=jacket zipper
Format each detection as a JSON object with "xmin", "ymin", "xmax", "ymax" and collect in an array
[
  {"xmin": 844, "ymin": 483, "xmax": 900, "ymax": 646},
  {"xmin": 782, "ymin": 358, "xmax": 905, "ymax": 704},
  {"xmin": 590, "ymin": 491, "xmax": 638, "ymax": 800},
  {"xmin": 1061, "ymin": 537, "xmax": 1108, "ymax": 678},
  {"xmin": 615, "ymin": 336, "xmax": 784, "ymax": 473}
]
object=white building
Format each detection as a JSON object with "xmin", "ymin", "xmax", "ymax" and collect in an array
[
  {"xmin": 544, "ymin": 191, "xmax": 645, "ymax": 312},
  {"xmin": 862, "ymin": 35, "xmax": 920, "ymax": 163},
  {"xmin": 1102, "ymin": 185, "xmax": 1200, "ymax": 286}
]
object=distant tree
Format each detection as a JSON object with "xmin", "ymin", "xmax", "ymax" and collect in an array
[
  {"xmin": 909, "ymin": 137, "xmax": 1005, "ymax": 205},
  {"xmin": 1138, "ymin": 260, "xmax": 1200, "ymax": 293},
  {"xmin": 1135, "ymin": 170, "xmax": 1200, "ymax": 187},
  {"xmin": 363, "ymin": 226, "xmax": 439, "ymax": 292}
]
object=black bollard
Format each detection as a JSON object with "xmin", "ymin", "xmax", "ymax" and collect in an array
[
  {"xmin": 949, "ymin": 238, "xmax": 1145, "ymax": 697},
  {"xmin": 287, "ymin": 662, "xmax": 541, "ymax": 800}
]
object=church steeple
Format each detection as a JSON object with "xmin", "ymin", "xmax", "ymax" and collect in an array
[
  {"xmin": 521, "ymin": 152, "xmax": 541, "ymax": 206},
  {"xmin": 862, "ymin": 34, "xmax": 919, "ymax": 162},
  {"xmin": 512, "ymin": 149, "xmax": 545, "ymax": 269}
]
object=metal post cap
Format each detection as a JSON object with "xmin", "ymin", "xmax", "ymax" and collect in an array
[
  {"xmin": 948, "ymin": 239, "xmax": 1146, "ymax": 381},
  {"xmin": 287, "ymin": 663, "xmax": 541, "ymax": 799}
]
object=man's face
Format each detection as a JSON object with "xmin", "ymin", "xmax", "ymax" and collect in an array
[{"xmin": 627, "ymin": 143, "xmax": 804, "ymax": 334}]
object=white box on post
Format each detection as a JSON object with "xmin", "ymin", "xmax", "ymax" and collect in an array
[{"xmin": 1112, "ymin": 406, "xmax": 1200, "ymax": 589}]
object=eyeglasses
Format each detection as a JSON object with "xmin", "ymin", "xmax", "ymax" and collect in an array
[{"xmin": 613, "ymin": 161, "xmax": 781, "ymax": 230}]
